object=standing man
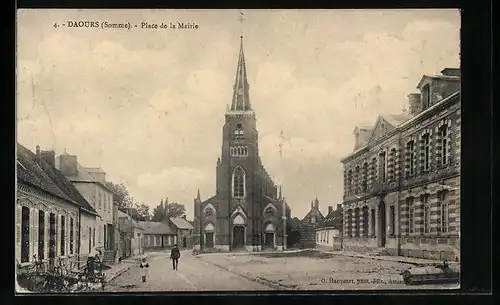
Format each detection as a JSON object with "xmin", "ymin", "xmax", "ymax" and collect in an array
[{"xmin": 170, "ymin": 244, "xmax": 180, "ymax": 270}]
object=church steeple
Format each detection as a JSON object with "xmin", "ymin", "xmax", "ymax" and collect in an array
[{"xmin": 230, "ymin": 36, "xmax": 252, "ymax": 111}]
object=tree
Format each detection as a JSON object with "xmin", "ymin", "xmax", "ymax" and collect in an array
[
  {"xmin": 165, "ymin": 202, "xmax": 186, "ymax": 218},
  {"xmin": 151, "ymin": 200, "xmax": 165, "ymax": 222},
  {"xmin": 135, "ymin": 203, "xmax": 151, "ymax": 221},
  {"xmin": 105, "ymin": 181, "xmax": 134, "ymax": 209}
]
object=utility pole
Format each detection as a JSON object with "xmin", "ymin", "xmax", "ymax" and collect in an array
[{"xmin": 279, "ymin": 131, "xmax": 288, "ymax": 251}]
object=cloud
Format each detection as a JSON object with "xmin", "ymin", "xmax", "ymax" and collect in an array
[
  {"xmin": 16, "ymin": 10, "xmax": 460, "ymax": 219},
  {"xmin": 136, "ymin": 167, "xmax": 211, "ymax": 215}
]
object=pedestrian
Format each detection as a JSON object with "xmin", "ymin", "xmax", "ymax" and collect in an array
[
  {"xmin": 170, "ymin": 244, "xmax": 180, "ymax": 270},
  {"xmin": 140, "ymin": 256, "xmax": 149, "ymax": 282}
]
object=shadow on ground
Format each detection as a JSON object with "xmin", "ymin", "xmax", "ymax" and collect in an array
[{"xmin": 256, "ymin": 250, "xmax": 335, "ymax": 259}]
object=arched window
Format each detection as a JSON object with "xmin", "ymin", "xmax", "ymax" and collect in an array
[
  {"xmin": 422, "ymin": 133, "xmax": 431, "ymax": 171},
  {"xmin": 439, "ymin": 125, "xmax": 448, "ymax": 166},
  {"xmin": 362, "ymin": 162, "xmax": 368, "ymax": 191},
  {"xmin": 406, "ymin": 140, "xmax": 415, "ymax": 176},
  {"xmin": 370, "ymin": 158, "xmax": 377, "ymax": 186},
  {"xmin": 438, "ymin": 190, "xmax": 449, "ymax": 233},
  {"xmin": 347, "ymin": 170, "xmax": 353, "ymax": 195},
  {"xmin": 354, "ymin": 166, "xmax": 360, "ymax": 194},
  {"xmin": 407, "ymin": 197, "xmax": 415, "ymax": 234},
  {"xmin": 232, "ymin": 167, "xmax": 245, "ymax": 198}
]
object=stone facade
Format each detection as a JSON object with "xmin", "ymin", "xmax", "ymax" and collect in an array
[{"xmin": 340, "ymin": 68, "xmax": 461, "ymax": 261}]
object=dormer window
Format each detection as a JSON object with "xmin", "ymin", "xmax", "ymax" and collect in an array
[{"xmin": 422, "ymin": 84, "xmax": 431, "ymax": 109}]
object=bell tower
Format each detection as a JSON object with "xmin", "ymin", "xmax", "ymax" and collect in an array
[{"xmin": 217, "ymin": 36, "xmax": 258, "ymax": 207}]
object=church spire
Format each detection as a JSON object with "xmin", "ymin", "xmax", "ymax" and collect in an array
[
  {"xmin": 197, "ymin": 188, "xmax": 201, "ymax": 201},
  {"xmin": 230, "ymin": 36, "xmax": 252, "ymax": 111}
]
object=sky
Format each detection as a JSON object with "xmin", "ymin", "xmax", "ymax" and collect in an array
[{"xmin": 16, "ymin": 9, "xmax": 460, "ymax": 219}]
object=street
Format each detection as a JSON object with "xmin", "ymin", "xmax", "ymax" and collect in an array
[
  {"xmin": 104, "ymin": 250, "xmax": 271, "ymax": 291},
  {"xmin": 105, "ymin": 250, "xmax": 460, "ymax": 291}
]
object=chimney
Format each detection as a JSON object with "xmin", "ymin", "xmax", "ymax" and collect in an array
[
  {"xmin": 35, "ymin": 145, "xmax": 40, "ymax": 156},
  {"xmin": 337, "ymin": 204, "xmax": 342, "ymax": 211},
  {"xmin": 41, "ymin": 150, "xmax": 56, "ymax": 168},
  {"xmin": 87, "ymin": 169, "xmax": 106, "ymax": 183},
  {"xmin": 441, "ymin": 68, "xmax": 460, "ymax": 77},
  {"xmin": 328, "ymin": 206, "xmax": 333, "ymax": 215},
  {"xmin": 408, "ymin": 93, "xmax": 422, "ymax": 116},
  {"xmin": 59, "ymin": 153, "xmax": 78, "ymax": 176}
]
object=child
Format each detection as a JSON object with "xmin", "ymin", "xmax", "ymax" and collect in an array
[{"xmin": 139, "ymin": 256, "xmax": 149, "ymax": 282}]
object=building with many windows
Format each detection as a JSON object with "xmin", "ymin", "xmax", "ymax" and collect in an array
[
  {"xmin": 56, "ymin": 151, "xmax": 118, "ymax": 261},
  {"xmin": 192, "ymin": 37, "xmax": 289, "ymax": 252},
  {"xmin": 340, "ymin": 68, "xmax": 461, "ymax": 261},
  {"xmin": 16, "ymin": 144, "xmax": 99, "ymax": 270}
]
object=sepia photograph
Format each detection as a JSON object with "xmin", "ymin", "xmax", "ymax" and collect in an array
[{"xmin": 15, "ymin": 9, "xmax": 461, "ymax": 293}]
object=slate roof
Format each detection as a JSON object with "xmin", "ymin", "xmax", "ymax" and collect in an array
[
  {"xmin": 169, "ymin": 217, "xmax": 194, "ymax": 230},
  {"xmin": 322, "ymin": 208, "xmax": 343, "ymax": 229},
  {"xmin": 138, "ymin": 221, "xmax": 174, "ymax": 235},
  {"xmin": 17, "ymin": 143, "xmax": 98, "ymax": 216},
  {"xmin": 381, "ymin": 114, "xmax": 411, "ymax": 127},
  {"xmin": 118, "ymin": 210, "xmax": 144, "ymax": 229},
  {"xmin": 56, "ymin": 152, "xmax": 113, "ymax": 193}
]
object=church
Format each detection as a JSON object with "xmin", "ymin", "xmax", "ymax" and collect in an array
[{"xmin": 193, "ymin": 37, "xmax": 290, "ymax": 252}]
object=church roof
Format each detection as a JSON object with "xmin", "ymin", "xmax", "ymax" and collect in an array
[{"xmin": 230, "ymin": 36, "xmax": 252, "ymax": 111}]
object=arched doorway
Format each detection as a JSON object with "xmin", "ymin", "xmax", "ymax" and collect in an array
[
  {"xmin": 204, "ymin": 223, "xmax": 215, "ymax": 248},
  {"xmin": 264, "ymin": 223, "xmax": 275, "ymax": 249},
  {"xmin": 379, "ymin": 201, "xmax": 386, "ymax": 247},
  {"xmin": 232, "ymin": 226, "xmax": 245, "ymax": 249}
]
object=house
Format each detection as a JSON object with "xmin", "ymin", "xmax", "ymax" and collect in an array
[
  {"xmin": 16, "ymin": 144, "xmax": 99, "ymax": 271},
  {"xmin": 302, "ymin": 197, "xmax": 325, "ymax": 227},
  {"xmin": 296, "ymin": 198, "xmax": 325, "ymax": 249},
  {"xmin": 138, "ymin": 221, "xmax": 177, "ymax": 249},
  {"xmin": 341, "ymin": 68, "xmax": 460, "ymax": 261},
  {"xmin": 56, "ymin": 151, "xmax": 118, "ymax": 262},
  {"xmin": 316, "ymin": 204, "xmax": 343, "ymax": 251},
  {"xmin": 168, "ymin": 217, "xmax": 194, "ymax": 248},
  {"xmin": 117, "ymin": 209, "xmax": 144, "ymax": 258}
]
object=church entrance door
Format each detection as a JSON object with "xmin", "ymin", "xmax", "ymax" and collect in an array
[
  {"xmin": 232, "ymin": 226, "xmax": 245, "ymax": 249},
  {"xmin": 264, "ymin": 233, "xmax": 274, "ymax": 249}
]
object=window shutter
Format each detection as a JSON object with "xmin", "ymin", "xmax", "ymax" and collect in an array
[
  {"xmin": 57, "ymin": 215, "xmax": 61, "ymax": 257},
  {"xmin": 33, "ymin": 209, "xmax": 39, "ymax": 260},
  {"xmin": 44, "ymin": 212, "xmax": 50, "ymax": 259},
  {"xmin": 65, "ymin": 215, "xmax": 69, "ymax": 256},
  {"xmin": 29, "ymin": 208, "xmax": 34, "ymax": 261},
  {"xmin": 74, "ymin": 218, "xmax": 78, "ymax": 255},
  {"xmin": 16, "ymin": 205, "xmax": 22, "ymax": 263}
]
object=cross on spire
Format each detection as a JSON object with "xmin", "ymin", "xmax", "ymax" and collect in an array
[{"xmin": 238, "ymin": 11, "xmax": 245, "ymax": 37}]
